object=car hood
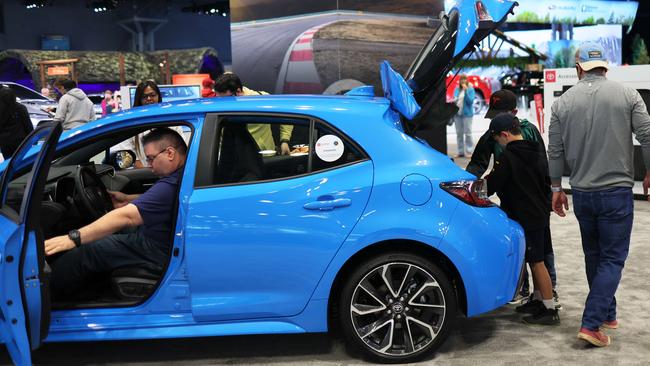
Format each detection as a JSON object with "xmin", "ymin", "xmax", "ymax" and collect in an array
[{"xmin": 405, "ymin": 0, "xmax": 517, "ymax": 107}]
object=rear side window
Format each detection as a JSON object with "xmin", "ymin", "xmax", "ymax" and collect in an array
[{"xmin": 196, "ymin": 115, "xmax": 367, "ymax": 187}]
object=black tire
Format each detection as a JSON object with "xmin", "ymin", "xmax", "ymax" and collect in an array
[{"xmin": 338, "ymin": 252, "xmax": 457, "ymax": 364}]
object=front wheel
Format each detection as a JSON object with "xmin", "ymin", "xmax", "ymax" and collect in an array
[{"xmin": 338, "ymin": 253, "xmax": 457, "ymax": 364}]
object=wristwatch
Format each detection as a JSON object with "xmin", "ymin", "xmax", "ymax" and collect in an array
[
  {"xmin": 68, "ymin": 230, "xmax": 81, "ymax": 248},
  {"xmin": 550, "ymin": 185, "xmax": 563, "ymax": 193},
  {"xmin": 280, "ymin": 139, "xmax": 290, "ymax": 144}
]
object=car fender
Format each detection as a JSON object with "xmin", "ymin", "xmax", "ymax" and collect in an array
[{"xmin": 309, "ymin": 183, "xmax": 463, "ymax": 302}]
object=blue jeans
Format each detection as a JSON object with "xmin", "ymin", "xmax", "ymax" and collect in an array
[
  {"xmin": 572, "ymin": 187, "xmax": 633, "ymax": 330},
  {"xmin": 454, "ymin": 115, "xmax": 473, "ymax": 156},
  {"xmin": 50, "ymin": 229, "xmax": 168, "ymax": 298}
]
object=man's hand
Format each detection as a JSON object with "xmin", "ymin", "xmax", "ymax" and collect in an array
[
  {"xmin": 643, "ymin": 170, "xmax": 650, "ymax": 201},
  {"xmin": 280, "ymin": 142, "xmax": 290, "ymax": 156},
  {"xmin": 108, "ymin": 190, "xmax": 130, "ymax": 208},
  {"xmin": 552, "ymin": 191, "xmax": 569, "ymax": 217},
  {"xmin": 45, "ymin": 235, "xmax": 76, "ymax": 256}
]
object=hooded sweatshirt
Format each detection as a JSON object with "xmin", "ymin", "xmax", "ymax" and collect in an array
[
  {"xmin": 53, "ymin": 88, "xmax": 95, "ymax": 130},
  {"xmin": 486, "ymin": 139, "xmax": 551, "ymax": 230},
  {"xmin": 467, "ymin": 118, "xmax": 545, "ymax": 178}
]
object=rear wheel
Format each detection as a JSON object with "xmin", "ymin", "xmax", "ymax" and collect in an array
[{"xmin": 338, "ymin": 253, "xmax": 457, "ymax": 363}]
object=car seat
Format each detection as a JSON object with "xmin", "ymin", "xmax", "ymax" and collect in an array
[
  {"xmin": 110, "ymin": 267, "xmax": 159, "ymax": 300},
  {"xmin": 214, "ymin": 123, "xmax": 265, "ymax": 183}
]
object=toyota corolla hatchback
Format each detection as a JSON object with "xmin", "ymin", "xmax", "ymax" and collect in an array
[{"xmin": 0, "ymin": 1, "xmax": 523, "ymax": 364}]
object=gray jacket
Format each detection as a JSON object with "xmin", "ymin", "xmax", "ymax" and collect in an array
[
  {"xmin": 53, "ymin": 88, "xmax": 95, "ymax": 130},
  {"xmin": 548, "ymin": 73, "xmax": 650, "ymax": 190}
]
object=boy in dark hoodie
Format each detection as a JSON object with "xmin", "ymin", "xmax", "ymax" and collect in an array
[{"xmin": 485, "ymin": 113, "xmax": 560, "ymax": 325}]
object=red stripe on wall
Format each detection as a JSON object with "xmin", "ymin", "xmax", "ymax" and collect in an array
[{"xmin": 289, "ymin": 50, "xmax": 314, "ymax": 62}]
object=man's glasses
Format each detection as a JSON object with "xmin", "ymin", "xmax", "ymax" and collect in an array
[{"xmin": 145, "ymin": 146, "xmax": 173, "ymax": 165}]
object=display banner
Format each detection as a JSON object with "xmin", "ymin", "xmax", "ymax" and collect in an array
[{"xmin": 445, "ymin": 0, "xmax": 638, "ymax": 26}]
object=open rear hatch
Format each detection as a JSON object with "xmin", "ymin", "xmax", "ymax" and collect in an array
[{"xmin": 399, "ymin": 0, "xmax": 518, "ymax": 135}]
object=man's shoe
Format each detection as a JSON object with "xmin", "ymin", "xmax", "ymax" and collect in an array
[
  {"xmin": 600, "ymin": 320, "xmax": 619, "ymax": 330},
  {"xmin": 553, "ymin": 289, "xmax": 562, "ymax": 310},
  {"xmin": 522, "ymin": 308, "xmax": 560, "ymax": 326},
  {"xmin": 578, "ymin": 328, "xmax": 611, "ymax": 347},
  {"xmin": 515, "ymin": 299, "xmax": 543, "ymax": 314}
]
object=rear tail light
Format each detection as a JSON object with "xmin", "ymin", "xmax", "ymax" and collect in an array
[{"xmin": 440, "ymin": 180, "xmax": 493, "ymax": 207}]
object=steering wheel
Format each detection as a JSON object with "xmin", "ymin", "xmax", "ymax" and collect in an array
[{"xmin": 74, "ymin": 165, "xmax": 114, "ymax": 221}]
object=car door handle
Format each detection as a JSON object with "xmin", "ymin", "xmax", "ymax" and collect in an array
[{"xmin": 303, "ymin": 197, "xmax": 352, "ymax": 211}]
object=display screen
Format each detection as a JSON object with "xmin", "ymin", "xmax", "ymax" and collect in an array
[
  {"xmin": 41, "ymin": 35, "xmax": 70, "ymax": 51},
  {"xmin": 128, "ymin": 84, "xmax": 201, "ymax": 106},
  {"xmin": 445, "ymin": 0, "xmax": 639, "ymax": 26}
]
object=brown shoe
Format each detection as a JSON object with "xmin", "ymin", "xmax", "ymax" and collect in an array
[
  {"xmin": 600, "ymin": 320, "xmax": 619, "ymax": 330},
  {"xmin": 578, "ymin": 327, "xmax": 611, "ymax": 347}
]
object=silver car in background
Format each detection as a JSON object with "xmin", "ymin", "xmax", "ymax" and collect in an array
[{"xmin": 0, "ymin": 81, "xmax": 57, "ymax": 127}]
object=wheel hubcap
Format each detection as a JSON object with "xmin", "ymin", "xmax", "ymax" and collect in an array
[{"xmin": 350, "ymin": 262, "xmax": 446, "ymax": 356}]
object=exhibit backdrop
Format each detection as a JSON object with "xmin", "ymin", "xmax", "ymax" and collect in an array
[
  {"xmin": 230, "ymin": 0, "xmax": 443, "ymax": 95},
  {"xmin": 505, "ymin": 24, "xmax": 623, "ymax": 67},
  {"xmin": 230, "ymin": 0, "xmax": 633, "ymax": 97},
  {"xmin": 445, "ymin": 0, "xmax": 639, "ymax": 26}
]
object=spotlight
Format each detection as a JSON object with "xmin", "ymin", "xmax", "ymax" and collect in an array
[
  {"xmin": 181, "ymin": 1, "xmax": 229, "ymax": 17},
  {"xmin": 24, "ymin": 0, "xmax": 47, "ymax": 9},
  {"xmin": 90, "ymin": 0, "xmax": 117, "ymax": 12}
]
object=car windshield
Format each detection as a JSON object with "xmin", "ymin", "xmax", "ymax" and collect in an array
[{"xmin": 4, "ymin": 83, "xmax": 49, "ymax": 101}]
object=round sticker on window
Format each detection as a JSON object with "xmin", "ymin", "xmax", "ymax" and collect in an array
[{"xmin": 315, "ymin": 135, "xmax": 344, "ymax": 162}]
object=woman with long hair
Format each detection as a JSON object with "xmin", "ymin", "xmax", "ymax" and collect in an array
[
  {"xmin": 124, "ymin": 80, "xmax": 187, "ymax": 167},
  {"xmin": 132, "ymin": 80, "xmax": 162, "ymax": 108}
]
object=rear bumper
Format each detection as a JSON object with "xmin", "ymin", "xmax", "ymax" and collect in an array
[{"xmin": 440, "ymin": 203, "xmax": 525, "ymax": 316}]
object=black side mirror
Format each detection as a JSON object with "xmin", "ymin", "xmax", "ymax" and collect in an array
[{"xmin": 109, "ymin": 150, "xmax": 136, "ymax": 170}]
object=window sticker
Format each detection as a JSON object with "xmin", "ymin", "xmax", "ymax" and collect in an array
[{"xmin": 315, "ymin": 134, "xmax": 344, "ymax": 162}]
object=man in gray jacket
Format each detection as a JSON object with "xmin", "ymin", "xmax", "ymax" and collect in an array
[
  {"xmin": 548, "ymin": 42, "xmax": 650, "ymax": 347},
  {"xmin": 53, "ymin": 78, "xmax": 95, "ymax": 130}
]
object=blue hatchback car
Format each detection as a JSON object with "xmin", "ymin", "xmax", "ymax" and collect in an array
[{"xmin": 0, "ymin": 1, "xmax": 523, "ymax": 364}]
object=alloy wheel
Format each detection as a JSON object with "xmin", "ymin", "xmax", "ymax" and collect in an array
[{"xmin": 349, "ymin": 262, "xmax": 447, "ymax": 357}]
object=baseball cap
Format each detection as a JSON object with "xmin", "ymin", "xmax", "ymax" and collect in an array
[
  {"xmin": 576, "ymin": 42, "xmax": 609, "ymax": 71},
  {"xmin": 489, "ymin": 112, "xmax": 519, "ymax": 135},
  {"xmin": 485, "ymin": 89, "xmax": 518, "ymax": 119}
]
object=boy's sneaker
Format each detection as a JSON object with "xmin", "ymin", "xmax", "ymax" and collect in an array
[
  {"xmin": 578, "ymin": 328, "xmax": 611, "ymax": 347},
  {"xmin": 508, "ymin": 292, "xmax": 527, "ymax": 305},
  {"xmin": 522, "ymin": 308, "xmax": 560, "ymax": 326},
  {"xmin": 515, "ymin": 299, "xmax": 543, "ymax": 314},
  {"xmin": 600, "ymin": 320, "xmax": 619, "ymax": 330},
  {"xmin": 553, "ymin": 289, "xmax": 562, "ymax": 310}
]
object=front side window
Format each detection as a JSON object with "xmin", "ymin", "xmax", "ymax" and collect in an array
[{"xmin": 199, "ymin": 115, "xmax": 366, "ymax": 187}]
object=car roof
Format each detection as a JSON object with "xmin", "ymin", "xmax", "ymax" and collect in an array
[{"xmin": 91, "ymin": 94, "xmax": 392, "ymax": 128}]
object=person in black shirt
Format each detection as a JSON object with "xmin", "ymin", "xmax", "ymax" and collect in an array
[
  {"xmin": 469, "ymin": 89, "xmax": 559, "ymax": 307},
  {"xmin": 0, "ymin": 87, "xmax": 33, "ymax": 158},
  {"xmin": 485, "ymin": 113, "xmax": 559, "ymax": 325}
]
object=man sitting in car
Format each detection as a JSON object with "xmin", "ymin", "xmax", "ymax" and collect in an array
[{"xmin": 44, "ymin": 128, "xmax": 186, "ymax": 298}]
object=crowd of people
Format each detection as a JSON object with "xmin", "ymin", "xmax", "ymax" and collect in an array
[{"xmin": 473, "ymin": 43, "xmax": 650, "ymax": 349}]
